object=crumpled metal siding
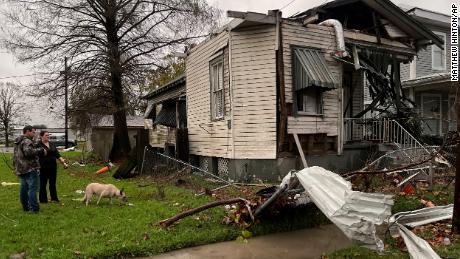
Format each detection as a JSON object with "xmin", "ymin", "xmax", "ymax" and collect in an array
[
  {"xmin": 398, "ymin": 223, "xmax": 441, "ymax": 259},
  {"xmin": 296, "ymin": 166, "xmax": 393, "ymax": 251},
  {"xmin": 387, "ymin": 205, "xmax": 452, "ymax": 259},
  {"xmin": 389, "ymin": 204, "xmax": 453, "ymax": 237}
]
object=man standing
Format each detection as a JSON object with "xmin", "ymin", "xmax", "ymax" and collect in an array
[{"xmin": 13, "ymin": 125, "xmax": 46, "ymax": 213}]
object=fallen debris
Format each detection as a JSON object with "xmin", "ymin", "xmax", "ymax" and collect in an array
[
  {"xmin": 254, "ymin": 183, "xmax": 289, "ymax": 217},
  {"xmin": 295, "ymin": 166, "xmax": 394, "ymax": 251},
  {"xmin": 420, "ymin": 199, "xmax": 435, "ymax": 208},
  {"xmin": 1, "ymin": 182, "xmax": 19, "ymax": 186},
  {"xmin": 61, "ymin": 147, "xmax": 76, "ymax": 152},
  {"xmin": 158, "ymin": 198, "xmax": 251, "ymax": 227},
  {"xmin": 388, "ymin": 204, "xmax": 453, "ymax": 236},
  {"xmin": 397, "ymin": 223, "xmax": 441, "ymax": 259},
  {"xmin": 388, "ymin": 204, "xmax": 453, "ymax": 259}
]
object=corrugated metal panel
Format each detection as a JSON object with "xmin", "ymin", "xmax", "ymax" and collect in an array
[
  {"xmin": 398, "ymin": 224, "xmax": 441, "ymax": 259},
  {"xmin": 295, "ymin": 166, "xmax": 393, "ymax": 251},
  {"xmin": 293, "ymin": 48, "xmax": 338, "ymax": 90}
]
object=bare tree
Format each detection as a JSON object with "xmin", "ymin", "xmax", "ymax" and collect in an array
[
  {"xmin": 0, "ymin": 82, "xmax": 26, "ymax": 147},
  {"xmin": 1, "ymin": 0, "xmax": 220, "ymax": 159}
]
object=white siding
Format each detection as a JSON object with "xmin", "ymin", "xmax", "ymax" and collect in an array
[
  {"xmin": 186, "ymin": 32, "xmax": 233, "ymax": 158},
  {"xmin": 283, "ymin": 22, "xmax": 342, "ymax": 137},
  {"xmin": 231, "ymin": 25, "xmax": 277, "ymax": 159},
  {"xmin": 186, "ymin": 25, "xmax": 278, "ymax": 159}
]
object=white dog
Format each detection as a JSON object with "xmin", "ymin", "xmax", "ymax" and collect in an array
[{"xmin": 83, "ymin": 183, "xmax": 128, "ymax": 206}]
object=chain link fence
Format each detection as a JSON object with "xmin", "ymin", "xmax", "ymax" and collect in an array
[{"xmin": 139, "ymin": 146, "xmax": 234, "ymax": 194}]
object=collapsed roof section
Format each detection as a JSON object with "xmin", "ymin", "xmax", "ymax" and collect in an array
[{"xmin": 290, "ymin": 0, "xmax": 443, "ymax": 51}]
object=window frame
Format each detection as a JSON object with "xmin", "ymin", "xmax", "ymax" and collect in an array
[
  {"xmin": 295, "ymin": 87, "xmax": 324, "ymax": 116},
  {"xmin": 209, "ymin": 55, "xmax": 225, "ymax": 121},
  {"xmin": 420, "ymin": 93, "xmax": 442, "ymax": 136},
  {"xmin": 431, "ymin": 31, "xmax": 446, "ymax": 70}
]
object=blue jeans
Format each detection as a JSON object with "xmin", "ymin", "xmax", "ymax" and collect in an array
[{"xmin": 19, "ymin": 170, "xmax": 40, "ymax": 212}]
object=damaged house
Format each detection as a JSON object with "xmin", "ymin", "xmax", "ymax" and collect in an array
[
  {"xmin": 143, "ymin": 75, "xmax": 188, "ymax": 161},
  {"xmin": 145, "ymin": 0, "xmax": 444, "ymax": 181},
  {"xmin": 399, "ymin": 6, "xmax": 456, "ymax": 137}
]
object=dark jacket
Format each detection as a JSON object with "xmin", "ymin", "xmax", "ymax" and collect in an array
[
  {"xmin": 38, "ymin": 142, "xmax": 61, "ymax": 172},
  {"xmin": 13, "ymin": 135, "xmax": 45, "ymax": 176}
]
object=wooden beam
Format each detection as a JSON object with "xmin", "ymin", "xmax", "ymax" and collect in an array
[
  {"xmin": 302, "ymin": 14, "xmax": 318, "ymax": 25},
  {"xmin": 344, "ymin": 30, "xmax": 414, "ymax": 51},
  {"xmin": 293, "ymin": 133, "xmax": 308, "ymax": 168},
  {"xmin": 227, "ymin": 11, "xmax": 277, "ymax": 24},
  {"xmin": 276, "ymin": 11, "xmax": 288, "ymax": 154},
  {"xmin": 372, "ymin": 12, "xmax": 381, "ymax": 44}
]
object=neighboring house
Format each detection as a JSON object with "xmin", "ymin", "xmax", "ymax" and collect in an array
[
  {"xmin": 143, "ymin": 75, "xmax": 188, "ymax": 160},
  {"xmin": 399, "ymin": 6, "xmax": 456, "ymax": 137},
  {"xmin": 88, "ymin": 115, "xmax": 145, "ymax": 161},
  {"xmin": 146, "ymin": 0, "xmax": 442, "ymax": 181}
]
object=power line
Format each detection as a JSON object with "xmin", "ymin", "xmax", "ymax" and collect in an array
[
  {"xmin": 0, "ymin": 72, "xmax": 57, "ymax": 80},
  {"xmin": 280, "ymin": 0, "xmax": 296, "ymax": 10}
]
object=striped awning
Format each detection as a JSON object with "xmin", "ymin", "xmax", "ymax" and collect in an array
[{"xmin": 293, "ymin": 48, "xmax": 338, "ymax": 90}]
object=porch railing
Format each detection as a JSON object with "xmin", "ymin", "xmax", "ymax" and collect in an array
[
  {"xmin": 345, "ymin": 118, "xmax": 435, "ymax": 187},
  {"xmin": 344, "ymin": 118, "xmax": 428, "ymax": 155}
]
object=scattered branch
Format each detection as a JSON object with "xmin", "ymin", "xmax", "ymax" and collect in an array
[{"xmin": 158, "ymin": 198, "xmax": 249, "ymax": 227}]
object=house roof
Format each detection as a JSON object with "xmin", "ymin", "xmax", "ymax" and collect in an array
[
  {"xmin": 92, "ymin": 115, "xmax": 145, "ymax": 128},
  {"xmin": 290, "ymin": 0, "xmax": 444, "ymax": 49},
  {"xmin": 399, "ymin": 5, "xmax": 450, "ymax": 26},
  {"xmin": 142, "ymin": 74, "xmax": 186, "ymax": 100},
  {"xmin": 401, "ymin": 73, "xmax": 451, "ymax": 88}
]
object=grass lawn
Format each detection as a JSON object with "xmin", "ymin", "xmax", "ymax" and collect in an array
[{"xmin": 0, "ymin": 151, "xmax": 323, "ymax": 258}]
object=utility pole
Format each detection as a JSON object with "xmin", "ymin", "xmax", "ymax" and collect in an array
[
  {"xmin": 453, "ymin": 81, "xmax": 460, "ymax": 234},
  {"xmin": 62, "ymin": 57, "xmax": 69, "ymax": 148}
]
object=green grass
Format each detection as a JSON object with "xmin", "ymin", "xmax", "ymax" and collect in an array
[{"xmin": 0, "ymin": 152, "xmax": 319, "ymax": 258}]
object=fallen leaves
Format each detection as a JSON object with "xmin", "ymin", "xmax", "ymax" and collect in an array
[{"xmin": 411, "ymin": 220, "xmax": 455, "ymax": 248}]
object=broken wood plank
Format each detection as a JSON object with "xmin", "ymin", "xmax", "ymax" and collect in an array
[{"xmin": 293, "ymin": 133, "xmax": 308, "ymax": 168}]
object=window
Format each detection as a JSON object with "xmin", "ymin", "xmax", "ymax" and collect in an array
[
  {"xmin": 296, "ymin": 87, "xmax": 323, "ymax": 114},
  {"xmin": 210, "ymin": 56, "xmax": 224, "ymax": 120},
  {"xmin": 432, "ymin": 32, "xmax": 446, "ymax": 70}
]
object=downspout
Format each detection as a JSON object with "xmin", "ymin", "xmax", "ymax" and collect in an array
[
  {"xmin": 318, "ymin": 19, "xmax": 346, "ymax": 154},
  {"xmin": 318, "ymin": 19, "xmax": 348, "ymax": 57}
]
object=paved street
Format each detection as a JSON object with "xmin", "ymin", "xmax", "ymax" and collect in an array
[{"xmin": 143, "ymin": 225, "xmax": 351, "ymax": 259}]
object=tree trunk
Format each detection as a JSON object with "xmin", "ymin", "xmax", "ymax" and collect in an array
[
  {"xmin": 106, "ymin": 2, "xmax": 131, "ymax": 161},
  {"xmin": 5, "ymin": 123, "xmax": 9, "ymax": 147}
]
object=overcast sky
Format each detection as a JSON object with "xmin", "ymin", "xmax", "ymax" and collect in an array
[{"xmin": 0, "ymin": 0, "xmax": 455, "ymax": 128}]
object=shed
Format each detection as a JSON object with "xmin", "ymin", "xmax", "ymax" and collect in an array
[{"xmin": 88, "ymin": 115, "xmax": 145, "ymax": 161}]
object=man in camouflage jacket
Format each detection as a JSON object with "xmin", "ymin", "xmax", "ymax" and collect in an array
[{"xmin": 13, "ymin": 125, "xmax": 46, "ymax": 213}]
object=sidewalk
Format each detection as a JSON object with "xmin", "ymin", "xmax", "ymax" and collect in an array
[{"xmin": 143, "ymin": 225, "xmax": 351, "ymax": 259}]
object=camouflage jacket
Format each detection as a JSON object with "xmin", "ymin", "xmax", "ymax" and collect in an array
[{"xmin": 13, "ymin": 135, "xmax": 45, "ymax": 176}]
